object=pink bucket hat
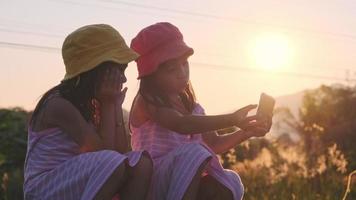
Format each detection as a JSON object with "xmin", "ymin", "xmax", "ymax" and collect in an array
[{"xmin": 130, "ymin": 22, "xmax": 194, "ymax": 79}]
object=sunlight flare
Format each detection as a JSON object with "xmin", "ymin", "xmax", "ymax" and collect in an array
[{"xmin": 249, "ymin": 33, "xmax": 293, "ymax": 70}]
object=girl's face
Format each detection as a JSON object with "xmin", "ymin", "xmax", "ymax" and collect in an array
[
  {"xmin": 96, "ymin": 62, "xmax": 127, "ymax": 91},
  {"xmin": 153, "ymin": 55, "xmax": 190, "ymax": 95}
]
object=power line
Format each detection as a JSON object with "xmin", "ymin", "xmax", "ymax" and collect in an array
[
  {"xmin": 1, "ymin": 40, "xmax": 354, "ymax": 82},
  {"xmin": 0, "ymin": 18, "xmax": 67, "ymax": 33},
  {"xmin": 47, "ymin": 0, "xmax": 356, "ymax": 41},
  {"xmin": 195, "ymin": 50, "xmax": 355, "ymax": 72},
  {"xmin": 191, "ymin": 62, "xmax": 356, "ymax": 82},
  {"xmin": 0, "ymin": 24, "xmax": 354, "ymax": 73},
  {"xmin": 0, "ymin": 41, "xmax": 60, "ymax": 52},
  {"xmin": 99, "ymin": 0, "xmax": 356, "ymax": 41},
  {"xmin": 47, "ymin": 0, "xmax": 187, "ymax": 21},
  {"xmin": 0, "ymin": 27, "xmax": 63, "ymax": 38},
  {"xmin": 0, "ymin": 27, "xmax": 352, "ymax": 73},
  {"xmin": 10, "ymin": 0, "xmax": 354, "ymax": 70}
]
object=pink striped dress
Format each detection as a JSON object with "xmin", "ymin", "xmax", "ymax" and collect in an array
[
  {"xmin": 24, "ymin": 127, "xmax": 145, "ymax": 200},
  {"xmin": 130, "ymin": 104, "xmax": 244, "ymax": 200}
]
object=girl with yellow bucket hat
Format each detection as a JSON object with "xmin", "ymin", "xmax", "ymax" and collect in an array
[{"xmin": 24, "ymin": 24, "xmax": 152, "ymax": 200}]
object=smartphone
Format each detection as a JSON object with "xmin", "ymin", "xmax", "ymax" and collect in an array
[{"xmin": 256, "ymin": 93, "xmax": 275, "ymax": 119}]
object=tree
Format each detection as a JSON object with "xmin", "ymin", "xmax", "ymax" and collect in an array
[
  {"xmin": 0, "ymin": 108, "xmax": 29, "ymax": 200},
  {"xmin": 220, "ymin": 84, "xmax": 356, "ymax": 199},
  {"xmin": 300, "ymin": 85, "xmax": 356, "ymax": 171}
]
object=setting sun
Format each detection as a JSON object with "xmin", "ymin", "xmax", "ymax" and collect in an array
[{"xmin": 249, "ymin": 33, "xmax": 293, "ymax": 70}]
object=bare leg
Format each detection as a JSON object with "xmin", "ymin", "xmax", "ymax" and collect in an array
[
  {"xmin": 94, "ymin": 163, "xmax": 127, "ymax": 200},
  {"xmin": 197, "ymin": 175, "xmax": 233, "ymax": 200},
  {"xmin": 120, "ymin": 154, "xmax": 153, "ymax": 200},
  {"xmin": 182, "ymin": 159, "xmax": 210, "ymax": 200}
]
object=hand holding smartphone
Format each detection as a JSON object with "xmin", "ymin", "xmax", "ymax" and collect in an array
[{"xmin": 256, "ymin": 93, "xmax": 275, "ymax": 120}]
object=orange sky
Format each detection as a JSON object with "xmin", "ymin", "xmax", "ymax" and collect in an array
[{"xmin": 1, "ymin": 0, "xmax": 355, "ymax": 114}]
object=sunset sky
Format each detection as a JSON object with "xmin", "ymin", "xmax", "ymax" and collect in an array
[{"xmin": 1, "ymin": 0, "xmax": 356, "ymax": 114}]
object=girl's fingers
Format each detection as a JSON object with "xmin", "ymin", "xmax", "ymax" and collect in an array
[
  {"xmin": 239, "ymin": 104, "xmax": 258, "ymax": 113},
  {"xmin": 105, "ymin": 68, "xmax": 121, "ymax": 90},
  {"xmin": 242, "ymin": 118, "xmax": 264, "ymax": 126},
  {"xmin": 244, "ymin": 115, "xmax": 258, "ymax": 122},
  {"xmin": 117, "ymin": 87, "xmax": 128, "ymax": 105},
  {"xmin": 116, "ymin": 82, "xmax": 122, "ymax": 91},
  {"xmin": 240, "ymin": 122, "xmax": 257, "ymax": 130},
  {"xmin": 249, "ymin": 127, "xmax": 268, "ymax": 137},
  {"xmin": 115, "ymin": 70, "xmax": 121, "ymax": 90},
  {"xmin": 114, "ymin": 70, "xmax": 120, "ymax": 89},
  {"xmin": 115, "ymin": 70, "xmax": 126, "ymax": 92},
  {"xmin": 256, "ymin": 129, "xmax": 268, "ymax": 136},
  {"xmin": 98, "ymin": 68, "xmax": 127, "ymax": 97},
  {"xmin": 242, "ymin": 120, "xmax": 270, "ymax": 131},
  {"xmin": 120, "ymin": 87, "xmax": 128, "ymax": 96}
]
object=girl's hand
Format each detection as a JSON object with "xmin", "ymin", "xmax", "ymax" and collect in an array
[
  {"xmin": 116, "ymin": 87, "xmax": 128, "ymax": 106},
  {"xmin": 233, "ymin": 104, "xmax": 258, "ymax": 129},
  {"xmin": 246, "ymin": 126, "xmax": 269, "ymax": 137},
  {"xmin": 96, "ymin": 68, "xmax": 124, "ymax": 104},
  {"xmin": 259, "ymin": 114, "xmax": 273, "ymax": 131},
  {"xmin": 245, "ymin": 116, "xmax": 273, "ymax": 137}
]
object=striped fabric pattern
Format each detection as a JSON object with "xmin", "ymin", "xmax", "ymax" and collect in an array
[
  {"xmin": 130, "ymin": 104, "xmax": 244, "ymax": 200},
  {"xmin": 24, "ymin": 127, "xmax": 144, "ymax": 200}
]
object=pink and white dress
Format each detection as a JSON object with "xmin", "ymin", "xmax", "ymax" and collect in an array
[
  {"xmin": 130, "ymin": 104, "xmax": 244, "ymax": 200},
  {"xmin": 24, "ymin": 126, "xmax": 145, "ymax": 200}
]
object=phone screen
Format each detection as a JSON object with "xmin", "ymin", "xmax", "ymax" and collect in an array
[{"xmin": 257, "ymin": 93, "xmax": 275, "ymax": 119}]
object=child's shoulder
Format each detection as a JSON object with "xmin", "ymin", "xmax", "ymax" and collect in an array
[
  {"xmin": 32, "ymin": 95, "xmax": 72, "ymax": 132},
  {"xmin": 44, "ymin": 95, "xmax": 75, "ymax": 113},
  {"xmin": 43, "ymin": 95, "xmax": 90, "ymax": 128},
  {"xmin": 130, "ymin": 94, "xmax": 153, "ymax": 127}
]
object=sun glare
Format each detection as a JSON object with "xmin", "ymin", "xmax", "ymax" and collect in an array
[{"xmin": 249, "ymin": 33, "xmax": 293, "ymax": 70}]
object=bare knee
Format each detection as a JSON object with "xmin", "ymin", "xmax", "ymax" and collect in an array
[
  {"xmin": 211, "ymin": 178, "xmax": 233, "ymax": 200},
  {"xmin": 112, "ymin": 162, "xmax": 127, "ymax": 181},
  {"xmin": 133, "ymin": 154, "xmax": 153, "ymax": 176},
  {"xmin": 219, "ymin": 186, "xmax": 233, "ymax": 200},
  {"xmin": 198, "ymin": 175, "xmax": 233, "ymax": 200},
  {"xmin": 95, "ymin": 163, "xmax": 127, "ymax": 200}
]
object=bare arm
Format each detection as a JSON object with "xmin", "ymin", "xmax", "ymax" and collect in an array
[
  {"xmin": 45, "ymin": 97, "xmax": 105, "ymax": 152},
  {"xmin": 96, "ymin": 68, "xmax": 128, "ymax": 152},
  {"xmin": 202, "ymin": 130, "xmax": 251, "ymax": 154},
  {"xmin": 203, "ymin": 119, "xmax": 273, "ymax": 154},
  {"xmin": 114, "ymin": 106, "xmax": 129, "ymax": 153},
  {"xmin": 97, "ymin": 101, "xmax": 117, "ymax": 150},
  {"xmin": 44, "ymin": 67, "xmax": 128, "ymax": 153},
  {"xmin": 152, "ymin": 105, "xmax": 257, "ymax": 135}
]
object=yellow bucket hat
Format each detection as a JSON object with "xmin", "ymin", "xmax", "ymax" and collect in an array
[{"xmin": 62, "ymin": 24, "xmax": 139, "ymax": 80}]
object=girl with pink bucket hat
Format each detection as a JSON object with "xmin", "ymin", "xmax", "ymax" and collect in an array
[
  {"xmin": 129, "ymin": 22, "xmax": 272, "ymax": 200},
  {"xmin": 24, "ymin": 24, "xmax": 152, "ymax": 200}
]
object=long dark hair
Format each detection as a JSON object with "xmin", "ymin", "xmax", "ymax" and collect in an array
[
  {"xmin": 30, "ymin": 62, "xmax": 111, "ymax": 127},
  {"xmin": 136, "ymin": 74, "xmax": 197, "ymax": 114}
]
